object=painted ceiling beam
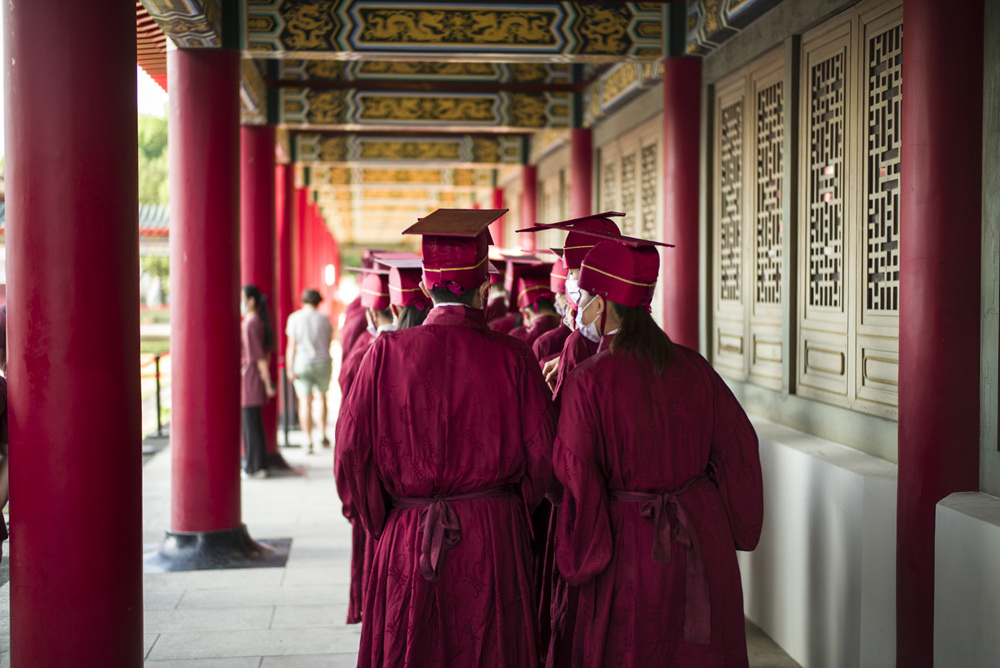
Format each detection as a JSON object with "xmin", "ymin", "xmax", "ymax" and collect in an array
[
  {"xmin": 245, "ymin": 1, "xmax": 664, "ymax": 63},
  {"xmin": 294, "ymin": 132, "xmax": 524, "ymax": 164}
]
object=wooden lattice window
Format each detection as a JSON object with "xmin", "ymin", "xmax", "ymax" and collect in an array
[
  {"xmin": 712, "ymin": 49, "xmax": 784, "ymax": 387},
  {"xmin": 596, "ymin": 117, "xmax": 664, "ymax": 323},
  {"xmin": 719, "ymin": 99, "xmax": 744, "ymax": 303},
  {"xmin": 620, "ymin": 153, "xmax": 637, "ymax": 235},
  {"xmin": 865, "ymin": 24, "xmax": 901, "ymax": 313},
  {"xmin": 807, "ymin": 52, "xmax": 845, "ymax": 310},
  {"xmin": 755, "ymin": 81, "xmax": 783, "ymax": 306},
  {"xmin": 640, "ymin": 144, "xmax": 658, "ymax": 240},
  {"xmin": 795, "ymin": 0, "xmax": 901, "ymax": 418}
]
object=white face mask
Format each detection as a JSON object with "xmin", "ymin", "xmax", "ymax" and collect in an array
[
  {"xmin": 377, "ymin": 322, "xmax": 398, "ymax": 334},
  {"xmin": 576, "ymin": 295, "xmax": 602, "ymax": 343},
  {"xmin": 565, "ymin": 276, "xmax": 582, "ymax": 310},
  {"xmin": 366, "ymin": 323, "xmax": 378, "ymax": 337},
  {"xmin": 554, "ymin": 301, "xmax": 566, "ymax": 317}
]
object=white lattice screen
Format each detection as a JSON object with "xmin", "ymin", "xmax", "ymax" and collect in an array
[
  {"xmin": 709, "ymin": 0, "xmax": 901, "ymax": 417},
  {"xmin": 596, "ymin": 117, "xmax": 664, "ymax": 327}
]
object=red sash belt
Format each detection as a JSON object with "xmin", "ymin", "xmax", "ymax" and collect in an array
[
  {"xmin": 608, "ymin": 470, "xmax": 713, "ymax": 645},
  {"xmin": 393, "ymin": 484, "xmax": 519, "ymax": 583}
]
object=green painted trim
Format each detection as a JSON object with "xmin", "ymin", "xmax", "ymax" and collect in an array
[
  {"xmin": 222, "ymin": 0, "xmax": 240, "ymax": 51},
  {"xmin": 666, "ymin": 2, "xmax": 687, "ymax": 59}
]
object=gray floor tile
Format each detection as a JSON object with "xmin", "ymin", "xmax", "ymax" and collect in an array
[
  {"xmin": 177, "ymin": 584, "xmax": 347, "ymax": 609},
  {"xmin": 261, "ymin": 654, "xmax": 357, "ymax": 667},
  {"xmin": 146, "ymin": 628, "xmax": 361, "ymax": 661},
  {"xmin": 145, "ymin": 607, "xmax": 275, "ymax": 633},
  {"xmin": 145, "ymin": 658, "xmax": 262, "ymax": 668},
  {"xmin": 270, "ymin": 604, "xmax": 351, "ymax": 629}
]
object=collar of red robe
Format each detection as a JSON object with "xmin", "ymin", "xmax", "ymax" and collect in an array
[{"xmin": 424, "ymin": 304, "xmax": 488, "ymax": 330}]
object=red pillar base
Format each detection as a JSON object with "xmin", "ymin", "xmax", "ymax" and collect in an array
[{"xmin": 144, "ymin": 525, "xmax": 289, "ymax": 573}]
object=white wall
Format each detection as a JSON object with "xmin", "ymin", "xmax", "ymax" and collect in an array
[
  {"xmin": 935, "ymin": 492, "xmax": 1000, "ymax": 667},
  {"xmin": 739, "ymin": 418, "xmax": 897, "ymax": 668}
]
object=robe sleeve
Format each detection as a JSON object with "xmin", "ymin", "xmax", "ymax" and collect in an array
[
  {"xmin": 708, "ymin": 369, "xmax": 764, "ymax": 551},
  {"xmin": 553, "ymin": 372, "xmax": 613, "ymax": 586},
  {"xmin": 516, "ymin": 344, "xmax": 557, "ymax": 512},
  {"xmin": 335, "ymin": 339, "xmax": 390, "ymax": 540}
]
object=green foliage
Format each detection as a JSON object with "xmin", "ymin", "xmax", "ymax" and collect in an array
[
  {"xmin": 138, "ymin": 115, "xmax": 169, "ymax": 204},
  {"xmin": 141, "ymin": 255, "xmax": 170, "ymax": 301}
]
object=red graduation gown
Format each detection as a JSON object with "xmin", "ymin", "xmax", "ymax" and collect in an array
[
  {"xmin": 533, "ymin": 323, "xmax": 571, "ymax": 362},
  {"xmin": 485, "ymin": 296, "xmax": 508, "ymax": 324},
  {"xmin": 340, "ymin": 296, "xmax": 368, "ymax": 360},
  {"xmin": 551, "ymin": 329, "xmax": 599, "ymax": 406},
  {"xmin": 335, "ymin": 327, "xmax": 373, "ymax": 624},
  {"xmin": 554, "ymin": 344, "xmax": 763, "ymax": 667},
  {"xmin": 337, "ymin": 305, "xmax": 557, "ymax": 667},
  {"xmin": 511, "ymin": 314, "xmax": 561, "ymax": 351},
  {"xmin": 488, "ymin": 311, "xmax": 520, "ymax": 335}
]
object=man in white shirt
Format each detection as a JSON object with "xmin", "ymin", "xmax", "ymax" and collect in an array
[{"xmin": 285, "ymin": 288, "xmax": 334, "ymax": 453}]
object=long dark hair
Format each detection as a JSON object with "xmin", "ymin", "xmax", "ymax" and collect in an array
[
  {"xmin": 396, "ymin": 305, "xmax": 429, "ymax": 330},
  {"xmin": 243, "ymin": 285, "xmax": 275, "ymax": 353},
  {"xmin": 609, "ymin": 301, "xmax": 674, "ymax": 374}
]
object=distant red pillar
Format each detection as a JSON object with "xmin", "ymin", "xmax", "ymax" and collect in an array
[
  {"xmin": 294, "ymin": 187, "xmax": 310, "ymax": 301},
  {"xmin": 521, "ymin": 165, "xmax": 538, "ymax": 251},
  {"xmin": 5, "ymin": 1, "xmax": 143, "ymax": 664},
  {"xmin": 661, "ymin": 58, "xmax": 701, "ymax": 350},
  {"xmin": 490, "ymin": 187, "xmax": 505, "ymax": 247},
  {"xmin": 569, "ymin": 128, "xmax": 592, "ymax": 218},
  {"xmin": 240, "ymin": 125, "xmax": 283, "ymax": 461},
  {"xmin": 275, "ymin": 164, "xmax": 295, "ymax": 433},
  {"xmin": 897, "ymin": 1, "xmax": 983, "ymax": 664},
  {"xmin": 276, "ymin": 164, "xmax": 295, "ymax": 356},
  {"xmin": 168, "ymin": 47, "xmax": 242, "ymax": 533}
]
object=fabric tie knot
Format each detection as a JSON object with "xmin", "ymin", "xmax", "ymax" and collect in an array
[
  {"xmin": 608, "ymin": 470, "xmax": 714, "ymax": 645},
  {"xmin": 393, "ymin": 485, "xmax": 518, "ymax": 583}
]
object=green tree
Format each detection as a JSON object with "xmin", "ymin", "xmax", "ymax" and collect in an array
[{"xmin": 138, "ymin": 114, "xmax": 168, "ymax": 204}]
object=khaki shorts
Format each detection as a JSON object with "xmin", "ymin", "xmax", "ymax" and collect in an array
[{"xmin": 292, "ymin": 359, "xmax": 333, "ymax": 397}]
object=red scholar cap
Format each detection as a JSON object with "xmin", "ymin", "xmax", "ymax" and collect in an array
[
  {"xmin": 371, "ymin": 251, "xmax": 419, "ymax": 271},
  {"xmin": 358, "ymin": 268, "xmax": 391, "ymax": 310},
  {"xmin": 516, "ymin": 212, "xmax": 625, "ymax": 270},
  {"xmin": 516, "ymin": 273, "xmax": 555, "ymax": 311},
  {"xmin": 550, "ymin": 258, "xmax": 568, "ymax": 294},
  {"xmin": 360, "ymin": 248, "xmax": 388, "ymax": 269},
  {"xmin": 502, "ymin": 254, "xmax": 551, "ymax": 312},
  {"xmin": 378, "ymin": 257, "xmax": 432, "ymax": 310},
  {"xmin": 575, "ymin": 231, "xmax": 674, "ymax": 309},
  {"xmin": 402, "ymin": 208, "xmax": 505, "ymax": 292}
]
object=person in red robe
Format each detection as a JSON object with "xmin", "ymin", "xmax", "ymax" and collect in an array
[
  {"xmin": 532, "ymin": 257, "xmax": 572, "ymax": 362},
  {"xmin": 484, "ymin": 267, "xmax": 509, "ymax": 324},
  {"xmin": 554, "ymin": 232, "xmax": 763, "ymax": 667},
  {"xmin": 335, "ymin": 267, "xmax": 392, "ymax": 625},
  {"xmin": 511, "ymin": 272, "xmax": 561, "ymax": 350},
  {"xmin": 340, "ymin": 294, "xmax": 367, "ymax": 361},
  {"xmin": 337, "ymin": 208, "xmax": 556, "ymax": 667},
  {"xmin": 515, "ymin": 214, "xmax": 624, "ymax": 401}
]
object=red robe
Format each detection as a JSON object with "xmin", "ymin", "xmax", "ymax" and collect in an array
[
  {"xmin": 533, "ymin": 323, "xmax": 571, "ymax": 362},
  {"xmin": 485, "ymin": 296, "xmax": 508, "ymax": 324},
  {"xmin": 337, "ymin": 305, "xmax": 557, "ymax": 667},
  {"xmin": 552, "ymin": 329, "xmax": 599, "ymax": 406},
  {"xmin": 511, "ymin": 314, "xmax": 561, "ymax": 351},
  {"xmin": 340, "ymin": 296, "xmax": 368, "ymax": 360},
  {"xmin": 338, "ymin": 329, "xmax": 373, "ymax": 399},
  {"xmin": 554, "ymin": 344, "xmax": 763, "ymax": 667},
  {"xmin": 488, "ymin": 311, "xmax": 520, "ymax": 335},
  {"xmin": 335, "ymin": 326, "xmax": 373, "ymax": 625}
]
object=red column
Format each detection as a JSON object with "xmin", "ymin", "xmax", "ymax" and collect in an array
[
  {"xmin": 169, "ymin": 47, "xmax": 242, "ymax": 533},
  {"xmin": 294, "ymin": 187, "xmax": 310, "ymax": 301},
  {"xmin": 240, "ymin": 126, "xmax": 283, "ymax": 461},
  {"xmin": 897, "ymin": 1, "xmax": 983, "ymax": 664},
  {"xmin": 521, "ymin": 165, "xmax": 538, "ymax": 251},
  {"xmin": 275, "ymin": 164, "xmax": 295, "ymax": 435},
  {"xmin": 490, "ymin": 187, "xmax": 505, "ymax": 247},
  {"xmin": 569, "ymin": 128, "xmax": 593, "ymax": 218},
  {"xmin": 661, "ymin": 58, "xmax": 701, "ymax": 350},
  {"xmin": 276, "ymin": 165, "xmax": 295, "ymax": 358},
  {"xmin": 5, "ymin": 2, "xmax": 142, "ymax": 664}
]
